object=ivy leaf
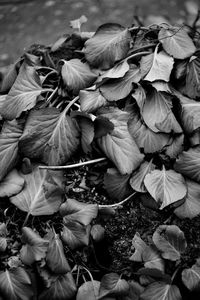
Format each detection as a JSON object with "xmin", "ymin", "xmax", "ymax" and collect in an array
[
  {"xmin": 84, "ymin": 23, "xmax": 131, "ymax": 69},
  {"xmin": 45, "ymin": 229, "xmax": 71, "ymax": 274},
  {"xmin": 130, "ymin": 160, "xmax": 156, "ymax": 193},
  {"xmin": 140, "ymin": 281, "xmax": 182, "ymax": 300},
  {"xmin": 0, "ymin": 169, "xmax": 24, "ymax": 198},
  {"xmin": 39, "ymin": 272, "xmax": 77, "ymax": 300},
  {"xmin": 0, "ymin": 119, "xmax": 23, "ymax": 181},
  {"xmin": 79, "ymin": 89, "xmax": 107, "ymax": 113},
  {"xmin": 144, "ymin": 166, "xmax": 187, "ymax": 209},
  {"xmin": 97, "ymin": 60, "xmax": 130, "ymax": 83},
  {"xmin": 174, "ymin": 178, "xmax": 200, "ymax": 219},
  {"xmin": 0, "ymin": 267, "xmax": 34, "ymax": 300},
  {"xmin": 0, "ymin": 95, "xmax": 6, "ymax": 120},
  {"xmin": 59, "ymin": 198, "xmax": 98, "ymax": 225},
  {"xmin": 91, "ymin": 224, "xmax": 105, "ymax": 242},
  {"xmin": 158, "ymin": 26, "xmax": 196, "ymax": 59},
  {"xmin": 61, "ymin": 221, "xmax": 90, "ymax": 250},
  {"xmin": 61, "ymin": 59, "xmax": 97, "ymax": 95},
  {"xmin": 184, "ymin": 55, "xmax": 200, "ymax": 99},
  {"xmin": 19, "ymin": 107, "xmax": 80, "ymax": 166},
  {"xmin": 1, "ymin": 63, "xmax": 47, "ymax": 120},
  {"xmin": 152, "ymin": 225, "xmax": 187, "ymax": 261},
  {"xmin": 77, "ymin": 116, "xmax": 94, "ymax": 153},
  {"xmin": 10, "ymin": 165, "xmax": 64, "ymax": 217},
  {"xmin": 130, "ymin": 232, "xmax": 165, "ymax": 272},
  {"xmin": 76, "ymin": 281, "xmax": 101, "ymax": 300},
  {"xmin": 174, "ymin": 146, "xmax": 200, "ymax": 183},
  {"xmin": 100, "ymin": 65, "xmax": 141, "ymax": 101},
  {"xmin": 122, "ymin": 280, "xmax": 144, "ymax": 300},
  {"xmin": 0, "ymin": 62, "xmax": 18, "ymax": 93},
  {"xmin": 104, "ymin": 168, "xmax": 132, "ymax": 201},
  {"xmin": 164, "ymin": 134, "xmax": 184, "ymax": 159},
  {"xmin": 99, "ymin": 273, "xmax": 129, "ymax": 298},
  {"xmin": 143, "ymin": 47, "xmax": 174, "ymax": 82},
  {"xmin": 182, "ymin": 262, "xmax": 200, "ymax": 291},
  {"xmin": 20, "ymin": 227, "xmax": 49, "ymax": 265}
]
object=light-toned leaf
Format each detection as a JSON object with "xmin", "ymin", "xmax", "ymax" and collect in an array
[
  {"xmin": 60, "ymin": 198, "xmax": 98, "ymax": 225},
  {"xmin": 140, "ymin": 281, "xmax": 181, "ymax": 300},
  {"xmin": 132, "ymin": 84, "xmax": 146, "ymax": 111},
  {"xmin": 0, "ymin": 169, "xmax": 24, "ymax": 198},
  {"xmin": 61, "ymin": 59, "xmax": 97, "ymax": 94},
  {"xmin": 39, "ymin": 272, "xmax": 77, "ymax": 300},
  {"xmin": 76, "ymin": 280, "xmax": 100, "ymax": 300},
  {"xmin": 182, "ymin": 262, "xmax": 200, "ymax": 291},
  {"xmin": 69, "ymin": 15, "xmax": 87, "ymax": 31},
  {"xmin": 84, "ymin": 23, "xmax": 131, "ymax": 69},
  {"xmin": 0, "ymin": 267, "xmax": 33, "ymax": 300},
  {"xmin": 140, "ymin": 53, "xmax": 154, "ymax": 78},
  {"xmin": 97, "ymin": 60, "xmax": 129, "ymax": 83},
  {"xmin": 159, "ymin": 26, "xmax": 196, "ymax": 59},
  {"xmin": 19, "ymin": 107, "xmax": 80, "ymax": 166},
  {"xmin": 100, "ymin": 65, "xmax": 141, "ymax": 101},
  {"xmin": 130, "ymin": 160, "xmax": 156, "ymax": 193},
  {"xmin": 0, "ymin": 119, "xmax": 23, "ymax": 181},
  {"xmin": 91, "ymin": 224, "xmax": 105, "ymax": 242},
  {"xmin": 164, "ymin": 134, "xmax": 184, "ymax": 159},
  {"xmin": 152, "ymin": 225, "xmax": 187, "ymax": 261},
  {"xmin": 0, "ymin": 62, "xmax": 18, "ymax": 93},
  {"xmin": 0, "ymin": 237, "xmax": 7, "ymax": 252},
  {"xmin": 174, "ymin": 146, "xmax": 200, "ymax": 182},
  {"xmin": 104, "ymin": 168, "xmax": 132, "ymax": 201},
  {"xmin": 184, "ymin": 55, "xmax": 200, "ymax": 99},
  {"xmin": 10, "ymin": 165, "xmax": 64, "ymax": 217},
  {"xmin": 61, "ymin": 221, "xmax": 90, "ymax": 250},
  {"xmin": 45, "ymin": 229, "xmax": 71, "ymax": 274},
  {"xmin": 79, "ymin": 89, "xmax": 107, "ymax": 113},
  {"xmin": 99, "ymin": 273, "xmax": 129, "ymax": 298},
  {"xmin": 20, "ymin": 227, "xmax": 49, "ymax": 265},
  {"xmin": 0, "ymin": 95, "xmax": 6, "ymax": 120},
  {"xmin": 97, "ymin": 107, "xmax": 144, "ymax": 174},
  {"xmin": 174, "ymin": 178, "xmax": 200, "ymax": 219},
  {"xmin": 1, "ymin": 63, "xmax": 46, "ymax": 120},
  {"xmin": 144, "ymin": 166, "xmax": 187, "ymax": 209},
  {"xmin": 130, "ymin": 232, "xmax": 165, "ymax": 272}
]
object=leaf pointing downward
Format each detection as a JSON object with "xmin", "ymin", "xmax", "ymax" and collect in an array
[{"xmin": 140, "ymin": 281, "xmax": 182, "ymax": 300}]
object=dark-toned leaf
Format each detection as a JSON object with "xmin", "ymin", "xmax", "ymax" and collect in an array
[
  {"xmin": 97, "ymin": 107, "xmax": 144, "ymax": 174},
  {"xmin": 84, "ymin": 23, "xmax": 131, "ymax": 69},
  {"xmin": 104, "ymin": 168, "xmax": 132, "ymax": 201},
  {"xmin": 182, "ymin": 262, "xmax": 200, "ymax": 291},
  {"xmin": 158, "ymin": 26, "xmax": 196, "ymax": 59},
  {"xmin": 1, "ymin": 63, "xmax": 46, "ymax": 120},
  {"xmin": 144, "ymin": 166, "xmax": 187, "ymax": 209},
  {"xmin": 45, "ymin": 229, "xmax": 71, "ymax": 274},
  {"xmin": 130, "ymin": 232, "xmax": 165, "ymax": 272},
  {"xmin": 10, "ymin": 165, "xmax": 64, "ymax": 217},
  {"xmin": 79, "ymin": 89, "xmax": 107, "ymax": 113},
  {"xmin": 19, "ymin": 107, "xmax": 80, "ymax": 166},
  {"xmin": 0, "ymin": 267, "xmax": 34, "ymax": 300},
  {"xmin": 174, "ymin": 146, "xmax": 200, "ymax": 182},
  {"xmin": 78, "ymin": 116, "xmax": 94, "ymax": 153},
  {"xmin": 184, "ymin": 55, "xmax": 200, "ymax": 99},
  {"xmin": 100, "ymin": 65, "xmax": 141, "ymax": 101},
  {"xmin": 120, "ymin": 280, "xmax": 144, "ymax": 300},
  {"xmin": 130, "ymin": 160, "xmax": 156, "ymax": 193},
  {"xmin": 39, "ymin": 272, "xmax": 77, "ymax": 300},
  {"xmin": 152, "ymin": 225, "xmax": 187, "ymax": 261},
  {"xmin": 174, "ymin": 178, "xmax": 200, "ymax": 219},
  {"xmin": 140, "ymin": 281, "xmax": 181, "ymax": 300},
  {"xmin": 0, "ymin": 119, "xmax": 23, "ymax": 181},
  {"xmin": 94, "ymin": 116, "xmax": 114, "ymax": 138},
  {"xmin": 164, "ymin": 134, "xmax": 184, "ymax": 159},
  {"xmin": 99, "ymin": 273, "xmax": 129, "ymax": 298},
  {"xmin": 0, "ymin": 62, "xmax": 18, "ymax": 93},
  {"xmin": 61, "ymin": 59, "xmax": 97, "ymax": 95},
  {"xmin": 20, "ymin": 227, "xmax": 49, "ymax": 265},
  {"xmin": 0, "ymin": 169, "xmax": 24, "ymax": 198},
  {"xmin": 61, "ymin": 221, "xmax": 90, "ymax": 250}
]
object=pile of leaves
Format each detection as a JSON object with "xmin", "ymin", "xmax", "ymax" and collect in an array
[{"xmin": 1, "ymin": 13, "xmax": 200, "ymax": 300}]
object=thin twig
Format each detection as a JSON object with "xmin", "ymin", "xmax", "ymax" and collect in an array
[
  {"xmin": 99, "ymin": 192, "xmax": 136, "ymax": 209},
  {"xmin": 39, "ymin": 157, "xmax": 107, "ymax": 170},
  {"xmin": 128, "ymin": 26, "xmax": 149, "ymax": 32}
]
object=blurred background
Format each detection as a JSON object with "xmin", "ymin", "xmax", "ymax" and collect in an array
[{"xmin": 0, "ymin": 0, "xmax": 199, "ymax": 67}]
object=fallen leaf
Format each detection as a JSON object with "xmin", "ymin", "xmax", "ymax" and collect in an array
[{"xmin": 0, "ymin": 169, "xmax": 24, "ymax": 198}]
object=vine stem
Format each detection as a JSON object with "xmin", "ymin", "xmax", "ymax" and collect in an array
[
  {"xmin": 39, "ymin": 157, "xmax": 107, "ymax": 170},
  {"xmin": 124, "ymin": 51, "xmax": 151, "ymax": 62},
  {"xmin": 62, "ymin": 96, "xmax": 79, "ymax": 115},
  {"xmin": 99, "ymin": 192, "xmax": 136, "ymax": 209},
  {"xmin": 128, "ymin": 26, "xmax": 149, "ymax": 31},
  {"xmin": 22, "ymin": 212, "xmax": 30, "ymax": 227},
  {"xmin": 46, "ymin": 87, "xmax": 58, "ymax": 104}
]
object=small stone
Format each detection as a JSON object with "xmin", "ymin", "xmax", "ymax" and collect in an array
[{"xmin": 44, "ymin": 0, "xmax": 55, "ymax": 7}]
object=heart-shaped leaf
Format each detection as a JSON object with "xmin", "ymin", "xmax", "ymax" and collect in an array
[
  {"xmin": 10, "ymin": 165, "xmax": 64, "ymax": 217},
  {"xmin": 20, "ymin": 227, "xmax": 49, "ymax": 265},
  {"xmin": 61, "ymin": 59, "xmax": 97, "ymax": 95},
  {"xmin": 158, "ymin": 26, "xmax": 196, "ymax": 59},
  {"xmin": 174, "ymin": 178, "xmax": 200, "ymax": 219},
  {"xmin": 152, "ymin": 225, "xmax": 187, "ymax": 261},
  {"xmin": 0, "ymin": 169, "xmax": 24, "ymax": 198},
  {"xmin": 144, "ymin": 166, "xmax": 187, "ymax": 209},
  {"xmin": 99, "ymin": 273, "xmax": 129, "ymax": 298},
  {"xmin": 39, "ymin": 272, "xmax": 77, "ymax": 300},
  {"xmin": 182, "ymin": 262, "xmax": 200, "ymax": 291},
  {"xmin": 19, "ymin": 107, "xmax": 80, "ymax": 166},
  {"xmin": 140, "ymin": 281, "xmax": 182, "ymax": 300},
  {"xmin": 97, "ymin": 60, "xmax": 130, "ymax": 83},
  {"xmin": 76, "ymin": 280, "xmax": 101, "ymax": 300},
  {"xmin": 84, "ymin": 23, "xmax": 131, "ymax": 69},
  {"xmin": 130, "ymin": 232, "xmax": 165, "ymax": 272},
  {"xmin": 0, "ymin": 267, "xmax": 34, "ymax": 300},
  {"xmin": 0, "ymin": 119, "xmax": 23, "ymax": 181},
  {"xmin": 60, "ymin": 198, "xmax": 98, "ymax": 225},
  {"xmin": 97, "ymin": 107, "xmax": 144, "ymax": 174},
  {"xmin": 45, "ymin": 229, "xmax": 71, "ymax": 274},
  {"xmin": 184, "ymin": 55, "xmax": 200, "ymax": 99},
  {"xmin": 1, "ymin": 63, "xmax": 47, "ymax": 120},
  {"xmin": 79, "ymin": 89, "xmax": 107, "ymax": 113}
]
